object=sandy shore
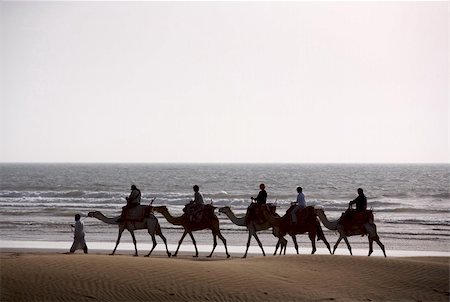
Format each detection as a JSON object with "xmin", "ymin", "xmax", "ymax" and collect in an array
[{"xmin": 1, "ymin": 252, "xmax": 449, "ymax": 302}]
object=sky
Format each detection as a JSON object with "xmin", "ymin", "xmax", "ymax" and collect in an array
[{"xmin": 0, "ymin": 1, "xmax": 448, "ymax": 163}]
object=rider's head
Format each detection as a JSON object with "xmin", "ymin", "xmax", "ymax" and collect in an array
[
  {"xmin": 357, "ymin": 188, "xmax": 364, "ymax": 195},
  {"xmin": 297, "ymin": 186, "xmax": 303, "ymax": 193},
  {"xmin": 259, "ymin": 183, "xmax": 265, "ymax": 190},
  {"xmin": 193, "ymin": 185, "xmax": 199, "ymax": 192},
  {"xmin": 131, "ymin": 185, "xmax": 137, "ymax": 190},
  {"xmin": 75, "ymin": 214, "xmax": 81, "ymax": 221}
]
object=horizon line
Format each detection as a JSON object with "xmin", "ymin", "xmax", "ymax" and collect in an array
[{"xmin": 1, "ymin": 161, "xmax": 448, "ymax": 165}]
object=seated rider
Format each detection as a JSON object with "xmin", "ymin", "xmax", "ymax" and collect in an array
[
  {"xmin": 246, "ymin": 183, "xmax": 267, "ymax": 223},
  {"xmin": 344, "ymin": 188, "xmax": 367, "ymax": 222},
  {"xmin": 186, "ymin": 185, "xmax": 204, "ymax": 222},
  {"xmin": 349, "ymin": 188, "xmax": 367, "ymax": 212},
  {"xmin": 291, "ymin": 186, "xmax": 306, "ymax": 224},
  {"xmin": 117, "ymin": 185, "xmax": 141, "ymax": 222},
  {"xmin": 251, "ymin": 183, "xmax": 267, "ymax": 204}
]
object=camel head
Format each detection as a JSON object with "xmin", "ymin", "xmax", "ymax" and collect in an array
[
  {"xmin": 314, "ymin": 207, "xmax": 325, "ymax": 216},
  {"xmin": 87, "ymin": 211, "xmax": 99, "ymax": 217},
  {"xmin": 218, "ymin": 206, "xmax": 231, "ymax": 214},
  {"xmin": 152, "ymin": 205, "xmax": 168, "ymax": 213}
]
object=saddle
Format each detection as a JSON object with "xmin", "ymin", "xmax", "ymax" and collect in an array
[
  {"xmin": 183, "ymin": 204, "xmax": 215, "ymax": 223},
  {"xmin": 286, "ymin": 205, "xmax": 315, "ymax": 225},
  {"xmin": 246, "ymin": 203, "xmax": 275, "ymax": 225},
  {"xmin": 340, "ymin": 209, "xmax": 374, "ymax": 234},
  {"xmin": 124, "ymin": 205, "xmax": 154, "ymax": 222}
]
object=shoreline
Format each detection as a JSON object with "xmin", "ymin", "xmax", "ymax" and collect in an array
[
  {"xmin": 1, "ymin": 252, "xmax": 448, "ymax": 302},
  {"xmin": 1, "ymin": 240, "xmax": 449, "ymax": 258}
]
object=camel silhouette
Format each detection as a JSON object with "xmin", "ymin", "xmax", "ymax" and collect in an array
[
  {"xmin": 264, "ymin": 205, "xmax": 332, "ymax": 255},
  {"xmin": 315, "ymin": 208, "xmax": 386, "ymax": 257},
  {"xmin": 87, "ymin": 205, "xmax": 171, "ymax": 257},
  {"xmin": 152, "ymin": 205, "xmax": 230, "ymax": 258},
  {"xmin": 218, "ymin": 205, "xmax": 287, "ymax": 258}
]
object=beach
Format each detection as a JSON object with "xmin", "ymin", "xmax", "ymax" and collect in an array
[
  {"xmin": 1, "ymin": 250, "xmax": 449, "ymax": 302},
  {"xmin": 1, "ymin": 163, "xmax": 449, "ymax": 301}
]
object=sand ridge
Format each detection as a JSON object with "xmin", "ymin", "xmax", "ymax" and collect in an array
[{"xmin": 1, "ymin": 253, "xmax": 449, "ymax": 301}]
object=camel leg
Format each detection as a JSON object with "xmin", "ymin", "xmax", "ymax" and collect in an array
[
  {"xmin": 130, "ymin": 231, "xmax": 138, "ymax": 256},
  {"xmin": 368, "ymin": 234, "xmax": 386, "ymax": 257},
  {"xmin": 322, "ymin": 235, "xmax": 331, "ymax": 254},
  {"xmin": 368, "ymin": 224, "xmax": 386, "ymax": 257},
  {"xmin": 368, "ymin": 236, "xmax": 374, "ymax": 256},
  {"xmin": 253, "ymin": 233, "xmax": 266, "ymax": 257},
  {"xmin": 308, "ymin": 232, "xmax": 317, "ymax": 254},
  {"xmin": 243, "ymin": 231, "xmax": 253, "ymax": 258},
  {"xmin": 343, "ymin": 236, "xmax": 352, "ymax": 255},
  {"xmin": 274, "ymin": 237, "xmax": 287, "ymax": 256},
  {"xmin": 274, "ymin": 240, "xmax": 280, "ymax": 256},
  {"xmin": 291, "ymin": 235, "xmax": 299, "ymax": 254},
  {"xmin": 317, "ymin": 225, "xmax": 332, "ymax": 254},
  {"xmin": 111, "ymin": 229, "xmax": 124, "ymax": 255},
  {"xmin": 188, "ymin": 232, "xmax": 199, "ymax": 258},
  {"xmin": 145, "ymin": 234, "xmax": 157, "ymax": 257},
  {"xmin": 173, "ymin": 231, "xmax": 188, "ymax": 257},
  {"xmin": 217, "ymin": 231, "xmax": 230, "ymax": 258},
  {"xmin": 157, "ymin": 232, "xmax": 171, "ymax": 258},
  {"xmin": 375, "ymin": 238, "xmax": 386, "ymax": 257},
  {"xmin": 207, "ymin": 234, "xmax": 218, "ymax": 258},
  {"xmin": 145, "ymin": 218, "xmax": 158, "ymax": 257},
  {"xmin": 333, "ymin": 236, "xmax": 343, "ymax": 255},
  {"xmin": 274, "ymin": 238, "xmax": 284, "ymax": 256}
]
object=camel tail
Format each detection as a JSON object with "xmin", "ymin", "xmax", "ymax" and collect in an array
[{"xmin": 316, "ymin": 224, "xmax": 325, "ymax": 242}]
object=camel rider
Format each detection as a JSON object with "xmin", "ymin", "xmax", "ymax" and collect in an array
[
  {"xmin": 246, "ymin": 183, "xmax": 267, "ymax": 224},
  {"xmin": 251, "ymin": 183, "xmax": 267, "ymax": 204},
  {"xmin": 186, "ymin": 185, "xmax": 204, "ymax": 222},
  {"xmin": 349, "ymin": 188, "xmax": 367, "ymax": 212},
  {"xmin": 291, "ymin": 186, "xmax": 306, "ymax": 224},
  {"xmin": 344, "ymin": 188, "xmax": 367, "ymax": 223},
  {"xmin": 117, "ymin": 185, "xmax": 141, "ymax": 222},
  {"xmin": 192, "ymin": 185, "xmax": 204, "ymax": 205}
]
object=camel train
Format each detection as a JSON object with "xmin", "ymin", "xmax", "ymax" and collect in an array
[{"xmin": 88, "ymin": 202, "xmax": 386, "ymax": 258}]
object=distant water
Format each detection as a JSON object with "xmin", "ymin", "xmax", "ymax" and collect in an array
[{"xmin": 0, "ymin": 163, "xmax": 449, "ymax": 255}]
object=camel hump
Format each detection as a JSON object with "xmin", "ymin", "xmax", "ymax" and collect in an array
[
  {"xmin": 267, "ymin": 203, "xmax": 277, "ymax": 215},
  {"xmin": 125, "ymin": 205, "xmax": 153, "ymax": 221},
  {"xmin": 286, "ymin": 205, "xmax": 314, "ymax": 217},
  {"xmin": 184, "ymin": 203, "xmax": 216, "ymax": 223},
  {"xmin": 246, "ymin": 203, "xmax": 272, "ymax": 224},
  {"xmin": 340, "ymin": 209, "xmax": 374, "ymax": 228}
]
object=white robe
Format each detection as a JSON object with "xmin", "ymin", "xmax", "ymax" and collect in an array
[{"xmin": 70, "ymin": 220, "xmax": 87, "ymax": 252}]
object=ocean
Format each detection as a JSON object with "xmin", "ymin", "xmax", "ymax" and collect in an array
[{"xmin": 0, "ymin": 163, "xmax": 449, "ymax": 256}]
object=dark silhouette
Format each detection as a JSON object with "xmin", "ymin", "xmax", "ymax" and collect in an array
[
  {"xmin": 315, "ymin": 207, "xmax": 386, "ymax": 257},
  {"xmin": 246, "ymin": 183, "xmax": 268, "ymax": 224},
  {"xmin": 117, "ymin": 185, "xmax": 141, "ymax": 223},
  {"xmin": 252, "ymin": 183, "xmax": 267, "ymax": 204},
  {"xmin": 344, "ymin": 188, "xmax": 368, "ymax": 223},
  {"xmin": 185, "ymin": 185, "xmax": 205, "ymax": 223},
  {"xmin": 291, "ymin": 186, "xmax": 306, "ymax": 224},
  {"xmin": 88, "ymin": 205, "xmax": 171, "ymax": 257},
  {"xmin": 153, "ymin": 205, "xmax": 230, "ymax": 258},
  {"xmin": 265, "ymin": 205, "xmax": 332, "ymax": 255},
  {"xmin": 349, "ymin": 188, "xmax": 367, "ymax": 212},
  {"xmin": 219, "ymin": 205, "xmax": 286, "ymax": 258}
]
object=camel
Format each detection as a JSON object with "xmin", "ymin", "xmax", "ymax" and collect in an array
[
  {"xmin": 218, "ymin": 205, "xmax": 287, "ymax": 258},
  {"xmin": 152, "ymin": 205, "xmax": 230, "ymax": 258},
  {"xmin": 264, "ymin": 205, "xmax": 332, "ymax": 255},
  {"xmin": 87, "ymin": 205, "xmax": 171, "ymax": 257},
  {"xmin": 315, "ymin": 208, "xmax": 386, "ymax": 257}
]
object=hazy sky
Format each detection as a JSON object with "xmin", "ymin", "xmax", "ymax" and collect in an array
[{"xmin": 1, "ymin": 1, "xmax": 448, "ymax": 163}]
